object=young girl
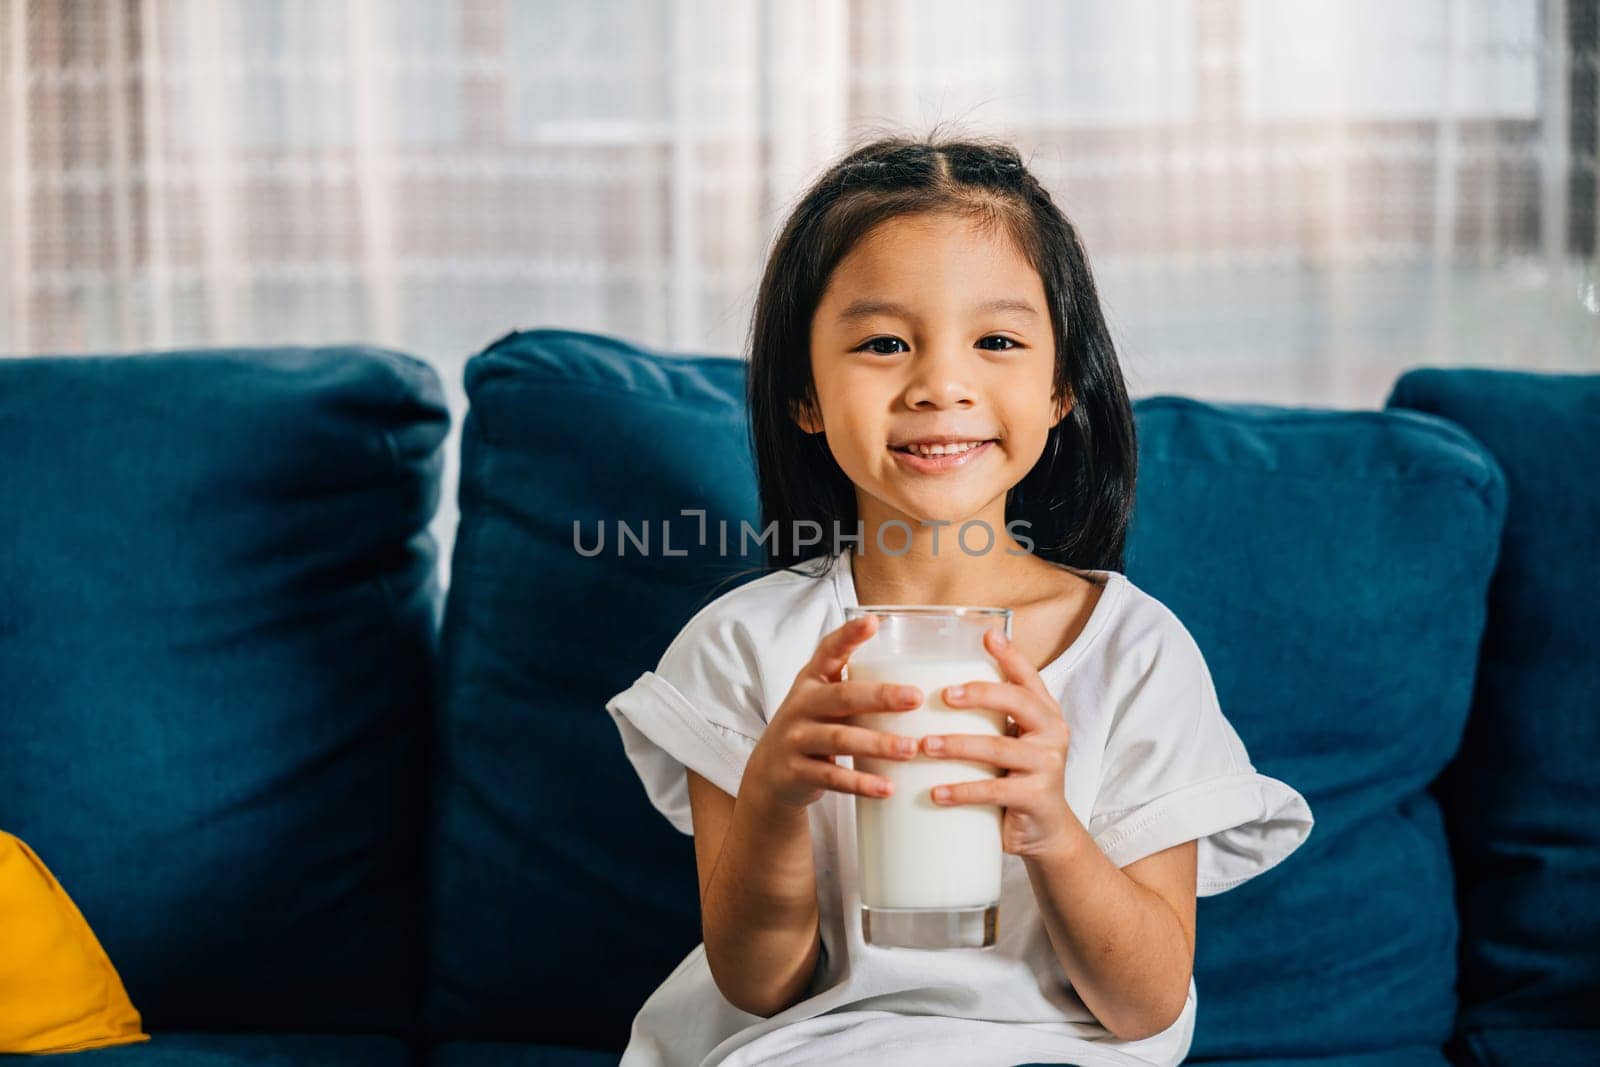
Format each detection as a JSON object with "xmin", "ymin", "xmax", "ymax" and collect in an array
[{"xmin": 606, "ymin": 134, "xmax": 1313, "ymax": 1067}]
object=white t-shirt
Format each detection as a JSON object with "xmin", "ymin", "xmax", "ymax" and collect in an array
[{"xmin": 605, "ymin": 547, "xmax": 1313, "ymax": 1067}]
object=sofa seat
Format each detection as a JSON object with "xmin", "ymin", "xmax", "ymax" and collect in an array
[
  {"xmin": 44, "ymin": 1032, "xmax": 414, "ymax": 1064},
  {"xmin": 1452, "ymin": 1027, "xmax": 1600, "ymax": 1067},
  {"xmin": 1184, "ymin": 1049, "xmax": 1451, "ymax": 1066},
  {"xmin": 429, "ymin": 1041, "xmax": 620, "ymax": 1065}
]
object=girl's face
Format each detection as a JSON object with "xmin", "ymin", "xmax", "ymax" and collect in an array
[{"xmin": 802, "ymin": 210, "xmax": 1066, "ymax": 533}]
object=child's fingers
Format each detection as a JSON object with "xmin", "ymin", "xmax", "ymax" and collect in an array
[
  {"xmin": 810, "ymin": 615, "xmax": 879, "ymax": 683},
  {"xmin": 941, "ymin": 679, "xmax": 1053, "ymax": 735},
  {"xmin": 809, "ymin": 679, "xmax": 923, "ymax": 719},
  {"xmin": 792, "ymin": 722, "xmax": 918, "ymax": 761},
  {"xmin": 919, "ymin": 732, "xmax": 1055, "ymax": 772},
  {"xmin": 929, "ymin": 776, "xmax": 1018, "ymax": 806},
  {"xmin": 983, "ymin": 626, "xmax": 1056, "ymax": 705},
  {"xmin": 794, "ymin": 757, "xmax": 894, "ymax": 798}
]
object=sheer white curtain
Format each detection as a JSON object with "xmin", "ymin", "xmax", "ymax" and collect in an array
[{"xmin": 2, "ymin": 0, "xmax": 1595, "ymax": 569}]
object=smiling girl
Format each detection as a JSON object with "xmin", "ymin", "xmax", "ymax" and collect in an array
[{"xmin": 606, "ymin": 135, "xmax": 1313, "ymax": 1067}]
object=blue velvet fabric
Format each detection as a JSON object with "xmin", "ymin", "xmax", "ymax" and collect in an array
[
  {"xmin": 426, "ymin": 331, "xmax": 759, "ymax": 1047},
  {"xmin": 24, "ymin": 1033, "xmax": 416, "ymax": 1065},
  {"xmin": 428, "ymin": 1042, "xmax": 620, "ymax": 1066},
  {"xmin": 1124, "ymin": 399, "xmax": 1506, "ymax": 1060},
  {"xmin": 1183, "ymin": 1051, "xmax": 1451, "ymax": 1067},
  {"xmin": 1450, "ymin": 1026, "xmax": 1600, "ymax": 1067},
  {"xmin": 1386, "ymin": 370, "xmax": 1600, "ymax": 1041},
  {"xmin": 0, "ymin": 348, "xmax": 448, "ymax": 1033}
]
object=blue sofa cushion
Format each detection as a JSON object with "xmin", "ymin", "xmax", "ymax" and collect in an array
[
  {"xmin": 1451, "ymin": 1027, "xmax": 1600, "ymax": 1067},
  {"xmin": 1387, "ymin": 369, "xmax": 1600, "ymax": 1035},
  {"xmin": 43, "ymin": 1032, "xmax": 413, "ymax": 1065},
  {"xmin": 427, "ymin": 330, "xmax": 758, "ymax": 1047},
  {"xmin": 1123, "ymin": 399, "xmax": 1506, "ymax": 1060},
  {"xmin": 429, "ymin": 1042, "xmax": 623, "ymax": 1066},
  {"xmin": 0, "ymin": 348, "xmax": 447, "ymax": 1032},
  {"xmin": 1186, "ymin": 1052, "xmax": 1450, "ymax": 1067}
]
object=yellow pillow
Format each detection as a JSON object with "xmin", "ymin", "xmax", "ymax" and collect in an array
[{"xmin": 0, "ymin": 831, "xmax": 149, "ymax": 1054}]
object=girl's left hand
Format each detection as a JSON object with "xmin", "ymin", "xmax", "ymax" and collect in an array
[{"xmin": 923, "ymin": 626, "xmax": 1074, "ymax": 858}]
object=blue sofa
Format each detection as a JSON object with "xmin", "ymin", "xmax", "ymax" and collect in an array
[{"xmin": 1, "ymin": 331, "xmax": 1594, "ymax": 1066}]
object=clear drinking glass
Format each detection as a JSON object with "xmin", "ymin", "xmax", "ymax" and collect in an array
[{"xmin": 842, "ymin": 605, "xmax": 1013, "ymax": 949}]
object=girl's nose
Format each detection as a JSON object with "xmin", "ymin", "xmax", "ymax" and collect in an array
[{"xmin": 904, "ymin": 346, "xmax": 977, "ymax": 410}]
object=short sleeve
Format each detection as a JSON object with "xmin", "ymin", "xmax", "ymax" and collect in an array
[
  {"xmin": 1087, "ymin": 611, "xmax": 1314, "ymax": 895},
  {"xmin": 604, "ymin": 602, "xmax": 770, "ymax": 836}
]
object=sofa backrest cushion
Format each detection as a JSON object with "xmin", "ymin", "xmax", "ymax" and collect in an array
[
  {"xmin": 1127, "ymin": 397, "xmax": 1505, "ymax": 1060},
  {"xmin": 426, "ymin": 330, "xmax": 759, "ymax": 1048},
  {"xmin": 1387, "ymin": 368, "xmax": 1600, "ymax": 1036},
  {"xmin": 0, "ymin": 347, "xmax": 447, "ymax": 1033}
]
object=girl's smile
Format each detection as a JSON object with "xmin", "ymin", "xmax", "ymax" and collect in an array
[{"xmin": 889, "ymin": 436, "xmax": 998, "ymax": 474}]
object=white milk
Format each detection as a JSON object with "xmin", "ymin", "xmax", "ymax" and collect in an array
[{"xmin": 845, "ymin": 656, "xmax": 1007, "ymax": 910}]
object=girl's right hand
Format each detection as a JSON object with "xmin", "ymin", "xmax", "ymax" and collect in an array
[{"xmin": 745, "ymin": 614, "xmax": 924, "ymax": 813}]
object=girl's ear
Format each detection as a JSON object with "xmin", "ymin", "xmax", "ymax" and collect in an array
[
  {"xmin": 791, "ymin": 398, "xmax": 824, "ymax": 435},
  {"xmin": 1052, "ymin": 392, "xmax": 1073, "ymax": 427}
]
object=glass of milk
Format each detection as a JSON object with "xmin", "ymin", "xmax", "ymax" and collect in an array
[{"xmin": 842, "ymin": 605, "xmax": 1012, "ymax": 949}]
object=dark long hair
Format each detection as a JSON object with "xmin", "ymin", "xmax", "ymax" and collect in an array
[{"xmin": 745, "ymin": 132, "xmax": 1138, "ymax": 578}]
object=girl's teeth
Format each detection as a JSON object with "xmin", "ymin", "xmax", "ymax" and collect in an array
[{"xmin": 910, "ymin": 441, "xmax": 980, "ymax": 456}]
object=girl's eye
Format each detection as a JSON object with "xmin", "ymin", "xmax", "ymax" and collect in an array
[
  {"xmin": 857, "ymin": 335, "xmax": 1017, "ymax": 356},
  {"xmin": 857, "ymin": 337, "xmax": 908, "ymax": 355}
]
